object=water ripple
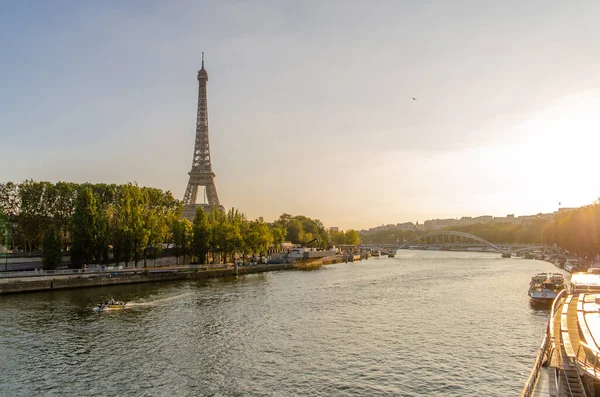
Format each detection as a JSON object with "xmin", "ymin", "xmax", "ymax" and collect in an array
[{"xmin": 0, "ymin": 252, "xmax": 559, "ymax": 396}]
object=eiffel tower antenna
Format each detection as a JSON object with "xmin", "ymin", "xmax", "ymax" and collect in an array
[{"xmin": 182, "ymin": 54, "xmax": 223, "ymax": 219}]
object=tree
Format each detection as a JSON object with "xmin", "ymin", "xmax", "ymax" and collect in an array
[
  {"xmin": 0, "ymin": 212, "xmax": 8, "ymax": 255},
  {"xmin": 330, "ymin": 229, "xmax": 346, "ymax": 245},
  {"xmin": 0, "ymin": 180, "xmax": 182, "ymax": 266},
  {"xmin": 52, "ymin": 182, "xmax": 77, "ymax": 244},
  {"xmin": 227, "ymin": 208, "xmax": 245, "ymax": 262},
  {"xmin": 273, "ymin": 213, "xmax": 293, "ymax": 229},
  {"xmin": 172, "ymin": 218, "xmax": 193, "ymax": 265},
  {"xmin": 248, "ymin": 217, "xmax": 273, "ymax": 258},
  {"xmin": 207, "ymin": 207, "xmax": 225, "ymax": 263},
  {"xmin": 344, "ymin": 229, "xmax": 360, "ymax": 245},
  {"xmin": 271, "ymin": 226, "xmax": 286, "ymax": 252},
  {"xmin": 18, "ymin": 180, "xmax": 50, "ymax": 252},
  {"xmin": 318, "ymin": 229, "xmax": 330, "ymax": 249},
  {"xmin": 116, "ymin": 184, "xmax": 150, "ymax": 266},
  {"xmin": 70, "ymin": 186, "xmax": 103, "ymax": 268},
  {"xmin": 218, "ymin": 208, "xmax": 243, "ymax": 263},
  {"xmin": 541, "ymin": 204, "xmax": 600, "ymax": 258},
  {"xmin": 192, "ymin": 207, "xmax": 210, "ymax": 264},
  {"xmin": 286, "ymin": 219, "xmax": 304, "ymax": 244},
  {"xmin": 42, "ymin": 225, "xmax": 62, "ymax": 270},
  {"xmin": 0, "ymin": 182, "xmax": 19, "ymax": 251}
]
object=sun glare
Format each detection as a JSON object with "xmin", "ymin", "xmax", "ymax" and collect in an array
[{"xmin": 505, "ymin": 91, "xmax": 600, "ymax": 209}]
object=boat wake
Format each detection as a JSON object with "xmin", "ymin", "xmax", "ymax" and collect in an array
[
  {"xmin": 93, "ymin": 293, "xmax": 194, "ymax": 312},
  {"xmin": 127, "ymin": 292, "xmax": 194, "ymax": 307}
]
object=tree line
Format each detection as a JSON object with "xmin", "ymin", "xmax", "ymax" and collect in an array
[
  {"xmin": 271, "ymin": 213, "xmax": 360, "ymax": 246},
  {"xmin": 0, "ymin": 181, "xmax": 182, "ymax": 268},
  {"xmin": 359, "ymin": 219, "xmax": 552, "ymax": 245},
  {"xmin": 359, "ymin": 228, "xmax": 420, "ymax": 245},
  {"xmin": 448, "ymin": 219, "xmax": 550, "ymax": 244},
  {"xmin": 0, "ymin": 180, "xmax": 360, "ymax": 270},
  {"xmin": 542, "ymin": 204, "xmax": 600, "ymax": 259}
]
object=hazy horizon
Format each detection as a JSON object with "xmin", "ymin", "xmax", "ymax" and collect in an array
[{"xmin": 2, "ymin": 1, "xmax": 600, "ymax": 229}]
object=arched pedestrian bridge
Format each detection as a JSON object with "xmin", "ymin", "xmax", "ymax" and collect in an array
[{"xmin": 360, "ymin": 231, "xmax": 559, "ymax": 256}]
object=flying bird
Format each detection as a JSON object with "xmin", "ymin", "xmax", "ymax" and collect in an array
[{"xmin": 412, "ymin": 97, "xmax": 417, "ymax": 101}]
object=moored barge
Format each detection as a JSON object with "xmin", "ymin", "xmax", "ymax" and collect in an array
[{"xmin": 523, "ymin": 272, "xmax": 600, "ymax": 396}]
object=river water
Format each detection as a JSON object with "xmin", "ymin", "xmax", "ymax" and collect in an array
[{"xmin": 0, "ymin": 251, "xmax": 560, "ymax": 396}]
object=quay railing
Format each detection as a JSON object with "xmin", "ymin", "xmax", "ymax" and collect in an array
[
  {"xmin": 0, "ymin": 268, "xmax": 89, "ymax": 278},
  {"xmin": 0, "ymin": 263, "xmax": 236, "ymax": 279},
  {"xmin": 521, "ymin": 324, "xmax": 551, "ymax": 396},
  {"xmin": 521, "ymin": 289, "xmax": 565, "ymax": 397}
]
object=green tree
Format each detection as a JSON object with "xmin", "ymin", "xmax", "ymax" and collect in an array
[
  {"xmin": 70, "ymin": 186, "xmax": 103, "ymax": 268},
  {"xmin": 297, "ymin": 215, "xmax": 319, "ymax": 236},
  {"xmin": 318, "ymin": 229, "xmax": 330, "ymax": 249},
  {"xmin": 0, "ymin": 212, "xmax": 8, "ymax": 255},
  {"xmin": 207, "ymin": 207, "xmax": 225, "ymax": 263},
  {"xmin": 192, "ymin": 207, "xmax": 210, "ymax": 264},
  {"xmin": 42, "ymin": 225, "xmax": 62, "ymax": 270},
  {"xmin": 116, "ymin": 184, "xmax": 150, "ymax": 266},
  {"xmin": 344, "ymin": 229, "xmax": 360, "ymax": 245},
  {"xmin": 222, "ymin": 208, "xmax": 244, "ymax": 263},
  {"xmin": 273, "ymin": 213, "xmax": 293, "ymax": 230},
  {"xmin": 52, "ymin": 182, "xmax": 77, "ymax": 244},
  {"xmin": 249, "ymin": 217, "xmax": 273, "ymax": 258},
  {"xmin": 172, "ymin": 218, "xmax": 193, "ymax": 265},
  {"xmin": 0, "ymin": 182, "xmax": 19, "ymax": 251},
  {"xmin": 18, "ymin": 180, "xmax": 51, "ymax": 251},
  {"xmin": 286, "ymin": 219, "xmax": 304, "ymax": 244},
  {"xmin": 271, "ymin": 226, "xmax": 286, "ymax": 252},
  {"xmin": 330, "ymin": 229, "xmax": 346, "ymax": 245}
]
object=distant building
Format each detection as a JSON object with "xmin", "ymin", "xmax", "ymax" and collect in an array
[
  {"xmin": 362, "ymin": 207, "xmax": 573, "ymax": 235},
  {"xmin": 396, "ymin": 222, "xmax": 417, "ymax": 231},
  {"xmin": 558, "ymin": 207, "xmax": 578, "ymax": 213},
  {"xmin": 424, "ymin": 219, "xmax": 456, "ymax": 231},
  {"xmin": 494, "ymin": 214, "xmax": 517, "ymax": 224},
  {"xmin": 415, "ymin": 221, "xmax": 425, "ymax": 231},
  {"xmin": 516, "ymin": 213, "xmax": 554, "ymax": 225},
  {"xmin": 329, "ymin": 227, "xmax": 339, "ymax": 232}
]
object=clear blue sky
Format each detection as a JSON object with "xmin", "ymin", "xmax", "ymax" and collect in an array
[{"xmin": 1, "ymin": 1, "xmax": 600, "ymax": 229}]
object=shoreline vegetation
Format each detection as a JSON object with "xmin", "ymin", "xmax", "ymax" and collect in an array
[
  {"xmin": 2, "ymin": 180, "xmax": 600, "ymax": 280},
  {"xmin": 0, "ymin": 180, "xmax": 361, "ymax": 272},
  {"xmin": 360, "ymin": 201, "xmax": 600, "ymax": 261}
]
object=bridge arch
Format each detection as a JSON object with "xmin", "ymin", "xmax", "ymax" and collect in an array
[
  {"xmin": 510, "ymin": 245, "xmax": 560, "ymax": 255},
  {"xmin": 396, "ymin": 231, "xmax": 507, "ymax": 254}
]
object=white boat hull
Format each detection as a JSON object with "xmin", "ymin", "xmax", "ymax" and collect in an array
[{"xmin": 528, "ymin": 290, "xmax": 559, "ymax": 300}]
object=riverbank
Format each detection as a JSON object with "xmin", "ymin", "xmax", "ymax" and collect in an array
[{"xmin": 0, "ymin": 256, "xmax": 350, "ymax": 295}]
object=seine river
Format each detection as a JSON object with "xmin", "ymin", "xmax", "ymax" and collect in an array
[{"xmin": 0, "ymin": 251, "xmax": 561, "ymax": 396}]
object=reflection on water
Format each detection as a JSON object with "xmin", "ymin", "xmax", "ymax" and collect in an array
[
  {"xmin": 0, "ymin": 251, "xmax": 562, "ymax": 396},
  {"xmin": 529, "ymin": 299, "xmax": 555, "ymax": 311}
]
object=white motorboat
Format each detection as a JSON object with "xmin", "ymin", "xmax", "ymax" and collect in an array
[{"xmin": 528, "ymin": 272, "xmax": 566, "ymax": 302}]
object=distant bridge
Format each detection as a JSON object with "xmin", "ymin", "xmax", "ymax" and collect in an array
[{"xmin": 358, "ymin": 231, "xmax": 559, "ymax": 256}]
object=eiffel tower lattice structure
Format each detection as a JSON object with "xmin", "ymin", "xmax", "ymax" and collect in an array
[{"xmin": 182, "ymin": 53, "xmax": 223, "ymax": 220}]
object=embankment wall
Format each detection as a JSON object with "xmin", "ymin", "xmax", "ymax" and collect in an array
[{"xmin": 0, "ymin": 257, "xmax": 346, "ymax": 295}]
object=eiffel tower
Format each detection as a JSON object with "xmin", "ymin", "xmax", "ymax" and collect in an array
[{"xmin": 182, "ymin": 53, "xmax": 222, "ymax": 220}]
